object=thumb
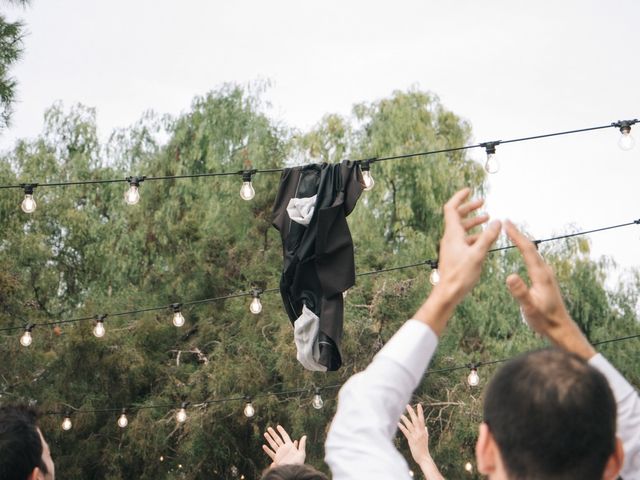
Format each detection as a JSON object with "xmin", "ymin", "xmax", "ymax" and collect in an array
[
  {"xmin": 506, "ymin": 273, "xmax": 533, "ymax": 309},
  {"xmin": 299, "ymin": 435, "xmax": 307, "ymax": 453}
]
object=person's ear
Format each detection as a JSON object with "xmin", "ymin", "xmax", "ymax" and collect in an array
[
  {"xmin": 27, "ymin": 468, "xmax": 41, "ymax": 480},
  {"xmin": 476, "ymin": 422, "xmax": 498, "ymax": 475},
  {"xmin": 602, "ymin": 437, "xmax": 624, "ymax": 480}
]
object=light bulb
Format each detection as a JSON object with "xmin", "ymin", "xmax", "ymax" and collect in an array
[
  {"xmin": 117, "ymin": 412, "xmax": 128, "ymax": 428},
  {"xmin": 240, "ymin": 181, "xmax": 255, "ymax": 201},
  {"xmin": 484, "ymin": 152, "xmax": 499, "ymax": 174},
  {"xmin": 312, "ymin": 392, "xmax": 324, "ymax": 410},
  {"xmin": 21, "ymin": 194, "xmax": 37, "ymax": 213},
  {"xmin": 20, "ymin": 330, "xmax": 33, "ymax": 347},
  {"xmin": 408, "ymin": 470, "xmax": 414, "ymax": 478},
  {"xmin": 243, "ymin": 401, "xmax": 255, "ymax": 418},
  {"xmin": 362, "ymin": 170, "xmax": 375, "ymax": 191},
  {"xmin": 467, "ymin": 368, "xmax": 480, "ymax": 387},
  {"xmin": 618, "ymin": 126, "xmax": 635, "ymax": 151},
  {"xmin": 62, "ymin": 416, "xmax": 72, "ymax": 431},
  {"xmin": 176, "ymin": 407, "xmax": 187, "ymax": 423},
  {"xmin": 429, "ymin": 268, "xmax": 440, "ymax": 286},
  {"xmin": 173, "ymin": 311, "xmax": 185, "ymax": 327},
  {"xmin": 159, "ymin": 455, "xmax": 164, "ymax": 462},
  {"xmin": 93, "ymin": 320, "xmax": 105, "ymax": 338},
  {"xmin": 124, "ymin": 185, "xmax": 140, "ymax": 205},
  {"xmin": 249, "ymin": 296, "xmax": 262, "ymax": 314},
  {"xmin": 465, "ymin": 461, "xmax": 473, "ymax": 473}
]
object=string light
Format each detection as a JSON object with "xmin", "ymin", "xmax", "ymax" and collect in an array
[
  {"xmin": 613, "ymin": 119, "xmax": 638, "ymax": 151},
  {"xmin": 465, "ymin": 461, "xmax": 473, "ymax": 473},
  {"xmin": 428, "ymin": 260, "xmax": 440, "ymax": 286},
  {"xmin": 408, "ymin": 470, "xmax": 414, "ymax": 478},
  {"xmin": 117, "ymin": 409, "xmax": 128, "ymax": 428},
  {"xmin": 20, "ymin": 324, "xmax": 34, "ymax": 347},
  {"xmin": 61, "ymin": 413, "xmax": 72, "ymax": 431},
  {"xmin": 359, "ymin": 160, "xmax": 375, "ymax": 191},
  {"xmin": 312, "ymin": 388, "xmax": 324, "ymax": 410},
  {"xmin": 20, "ymin": 184, "xmax": 37, "ymax": 213},
  {"xmin": 124, "ymin": 176, "xmax": 145, "ymax": 205},
  {"xmin": 93, "ymin": 315, "xmax": 107, "ymax": 338},
  {"xmin": 176, "ymin": 402, "xmax": 188, "ymax": 423},
  {"xmin": 481, "ymin": 141, "xmax": 501, "ymax": 174},
  {"xmin": 467, "ymin": 365, "xmax": 480, "ymax": 387},
  {"xmin": 249, "ymin": 288, "xmax": 263, "ymax": 314},
  {"xmin": 171, "ymin": 304, "xmax": 185, "ymax": 327},
  {"xmin": 243, "ymin": 397, "xmax": 255, "ymax": 418},
  {"xmin": 239, "ymin": 170, "xmax": 256, "ymax": 201}
]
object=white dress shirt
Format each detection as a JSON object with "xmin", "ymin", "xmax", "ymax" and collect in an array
[{"xmin": 325, "ymin": 319, "xmax": 640, "ymax": 480}]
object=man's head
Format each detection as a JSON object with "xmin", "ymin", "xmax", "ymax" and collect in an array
[
  {"xmin": 260, "ymin": 464, "xmax": 328, "ymax": 480},
  {"xmin": 0, "ymin": 404, "xmax": 55, "ymax": 480},
  {"xmin": 476, "ymin": 348, "xmax": 622, "ymax": 480}
]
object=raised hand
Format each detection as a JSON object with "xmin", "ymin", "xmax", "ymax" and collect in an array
[
  {"xmin": 398, "ymin": 404, "xmax": 444, "ymax": 480},
  {"xmin": 504, "ymin": 220, "xmax": 596, "ymax": 360},
  {"xmin": 262, "ymin": 425, "xmax": 307, "ymax": 467}
]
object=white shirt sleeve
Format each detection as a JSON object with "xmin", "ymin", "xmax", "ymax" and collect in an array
[
  {"xmin": 589, "ymin": 353, "xmax": 640, "ymax": 480},
  {"xmin": 325, "ymin": 320, "xmax": 439, "ymax": 480}
]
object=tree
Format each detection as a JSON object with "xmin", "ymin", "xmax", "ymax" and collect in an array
[
  {"xmin": 0, "ymin": 0, "xmax": 29, "ymax": 129},
  {"xmin": 0, "ymin": 85, "xmax": 637, "ymax": 479}
]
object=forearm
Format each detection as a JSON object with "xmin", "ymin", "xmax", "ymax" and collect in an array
[{"xmin": 418, "ymin": 457, "xmax": 445, "ymax": 480}]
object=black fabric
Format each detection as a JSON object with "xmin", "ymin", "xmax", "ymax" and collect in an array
[{"xmin": 272, "ymin": 161, "xmax": 363, "ymax": 371}]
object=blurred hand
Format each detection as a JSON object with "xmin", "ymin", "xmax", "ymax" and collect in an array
[
  {"xmin": 262, "ymin": 425, "xmax": 307, "ymax": 467},
  {"xmin": 398, "ymin": 404, "xmax": 430, "ymax": 465},
  {"xmin": 504, "ymin": 220, "xmax": 596, "ymax": 360}
]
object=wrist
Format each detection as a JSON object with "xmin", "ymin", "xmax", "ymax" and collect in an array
[
  {"xmin": 549, "ymin": 321, "xmax": 597, "ymax": 360},
  {"xmin": 414, "ymin": 284, "xmax": 459, "ymax": 336}
]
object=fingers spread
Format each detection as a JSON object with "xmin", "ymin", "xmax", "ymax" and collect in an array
[
  {"xmin": 400, "ymin": 414, "xmax": 412, "ymax": 431},
  {"xmin": 444, "ymin": 188, "xmax": 472, "ymax": 230},
  {"xmin": 461, "ymin": 213, "xmax": 489, "ymax": 232},
  {"xmin": 262, "ymin": 445, "xmax": 276, "ymax": 460},
  {"xmin": 505, "ymin": 220, "xmax": 545, "ymax": 273},
  {"xmin": 416, "ymin": 403, "xmax": 425, "ymax": 424},
  {"xmin": 276, "ymin": 425, "xmax": 292, "ymax": 444},
  {"xmin": 267, "ymin": 427, "xmax": 283, "ymax": 447},
  {"xmin": 398, "ymin": 422, "xmax": 410, "ymax": 438},
  {"xmin": 457, "ymin": 197, "xmax": 484, "ymax": 217},
  {"xmin": 471, "ymin": 219, "xmax": 502, "ymax": 255},
  {"xmin": 406, "ymin": 404, "xmax": 419, "ymax": 426}
]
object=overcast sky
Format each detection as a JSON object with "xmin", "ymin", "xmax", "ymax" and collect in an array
[{"xmin": 2, "ymin": 0, "xmax": 639, "ymax": 288}]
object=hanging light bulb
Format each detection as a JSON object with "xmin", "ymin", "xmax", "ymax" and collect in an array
[
  {"xmin": 428, "ymin": 260, "xmax": 440, "ymax": 286},
  {"xmin": 249, "ymin": 288, "xmax": 263, "ymax": 314},
  {"xmin": 61, "ymin": 414, "xmax": 73, "ymax": 431},
  {"xmin": 171, "ymin": 304, "xmax": 185, "ymax": 327},
  {"xmin": 464, "ymin": 461, "xmax": 473, "ymax": 473},
  {"xmin": 243, "ymin": 397, "xmax": 255, "ymax": 418},
  {"xmin": 359, "ymin": 160, "xmax": 375, "ymax": 191},
  {"xmin": 176, "ymin": 402, "xmax": 188, "ymax": 423},
  {"xmin": 481, "ymin": 141, "xmax": 501, "ymax": 174},
  {"xmin": 408, "ymin": 470, "xmax": 414, "ymax": 478},
  {"xmin": 20, "ymin": 324, "xmax": 34, "ymax": 347},
  {"xmin": 124, "ymin": 176, "xmax": 145, "ymax": 205},
  {"xmin": 467, "ymin": 366, "xmax": 480, "ymax": 387},
  {"xmin": 312, "ymin": 388, "xmax": 324, "ymax": 410},
  {"xmin": 93, "ymin": 315, "xmax": 106, "ymax": 338},
  {"xmin": 117, "ymin": 409, "xmax": 128, "ymax": 428},
  {"xmin": 614, "ymin": 120, "xmax": 637, "ymax": 151},
  {"xmin": 20, "ymin": 184, "xmax": 37, "ymax": 213},
  {"xmin": 239, "ymin": 170, "xmax": 256, "ymax": 201}
]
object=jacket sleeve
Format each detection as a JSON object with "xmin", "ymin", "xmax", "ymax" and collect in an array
[{"xmin": 325, "ymin": 320, "xmax": 438, "ymax": 480}]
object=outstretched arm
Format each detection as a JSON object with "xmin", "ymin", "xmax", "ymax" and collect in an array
[
  {"xmin": 398, "ymin": 404, "xmax": 445, "ymax": 480},
  {"xmin": 504, "ymin": 220, "xmax": 640, "ymax": 478},
  {"xmin": 325, "ymin": 189, "xmax": 501, "ymax": 479}
]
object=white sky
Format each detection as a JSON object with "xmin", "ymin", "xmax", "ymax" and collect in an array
[{"xmin": 2, "ymin": 0, "xmax": 640, "ymax": 286}]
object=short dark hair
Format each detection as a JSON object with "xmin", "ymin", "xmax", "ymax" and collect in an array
[
  {"xmin": 260, "ymin": 464, "xmax": 329, "ymax": 480},
  {"xmin": 0, "ymin": 404, "xmax": 49, "ymax": 480},
  {"xmin": 483, "ymin": 348, "xmax": 616, "ymax": 480}
]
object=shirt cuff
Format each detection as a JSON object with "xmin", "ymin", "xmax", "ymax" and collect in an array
[
  {"xmin": 376, "ymin": 319, "xmax": 439, "ymax": 385},
  {"xmin": 589, "ymin": 353, "xmax": 635, "ymax": 400}
]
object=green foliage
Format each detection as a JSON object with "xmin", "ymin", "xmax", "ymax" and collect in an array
[
  {"xmin": 0, "ymin": 0, "xmax": 29, "ymax": 130},
  {"xmin": 0, "ymin": 85, "xmax": 637, "ymax": 479}
]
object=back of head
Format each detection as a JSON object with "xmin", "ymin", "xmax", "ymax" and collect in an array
[
  {"xmin": 0, "ymin": 404, "xmax": 47, "ymax": 480},
  {"xmin": 260, "ymin": 464, "xmax": 329, "ymax": 480},
  {"xmin": 483, "ymin": 348, "xmax": 616, "ymax": 480}
]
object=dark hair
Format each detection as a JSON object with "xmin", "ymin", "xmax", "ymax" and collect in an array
[
  {"xmin": 0, "ymin": 404, "xmax": 49, "ymax": 480},
  {"xmin": 260, "ymin": 464, "xmax": 329, "ymax": 480},
  {"xmin": 483, "ymin": 348, "xmax": 616, "ymax": 480}
]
